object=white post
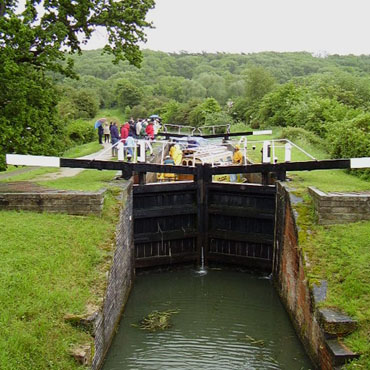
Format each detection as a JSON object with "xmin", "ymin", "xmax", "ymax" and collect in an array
[
  {"xmin": 262, "ymin": 141, "xmax": 271, "ymax": 163},
  {"xmin": 243, "ymin": 138, "xmax": 247, "ymax": 165},
  {"xmin": 137, "ymin": 140, "xmax": 146, "ymax": 163},
  {"xmin": 285, "ymin": 142, "xmax": 292, "ymax": 162},
  {"xmin": 161, "ymin": 143, "xmax": 165, "ymax": 164},
  {"xmin": 117, "ymin": 141, "xmax": 124, "ymax": 161}
]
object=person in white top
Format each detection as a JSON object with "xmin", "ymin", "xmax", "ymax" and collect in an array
[
  {"xmin": 136, "ymin": 119, "xmax": 142, "ymax": 137},
  {"xmin": 103, "ymin": 123, "xmax": 110, "ymax": 143}
]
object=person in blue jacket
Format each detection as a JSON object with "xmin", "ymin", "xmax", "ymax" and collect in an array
[{"xmin": 110, "ymin": 122, "xmax": 120, "ymax": 156}]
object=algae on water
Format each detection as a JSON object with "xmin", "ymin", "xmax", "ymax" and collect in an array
[{"xmin": 133, "ymin": 309, "xmax": 179, "ymax": 332}]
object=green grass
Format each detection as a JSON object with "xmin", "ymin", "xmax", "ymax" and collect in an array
[
  {"xmin": 0, "ymin": 167, "xmax": 61, "ymax": 182},
  {"xmin": 38, "ymin": 169, "xmax": 119, "ymax": 192},
  {"xmin": 1, "ymin": 165, "xmax": 22, "ymax": 173},
  {"xmin": 63, "ymin": 142, "xmax": 103, "ymax": 158},
  {"xmin": 296, "ymin": 197, "xmax": 370, "ymax": 369},
  {"xmin": 96, "ymin": 108, "xmax": 126, "ymax": 124},
  {"xmin": 0, "ymin": 191, "xmax": 120, "ymax": 370},
  {"xmin": 290, "ymin": 170, "xmax": 370, "ymax": 193}
]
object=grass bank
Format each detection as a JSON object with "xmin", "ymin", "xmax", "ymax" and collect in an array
[
  {"xmin": 295, "ymin": 195, "xmax": 370, "ymax": 369},
  {"xmin": 38, "ymin": 169, "xmax": 119, "ymax": 192},
  {"xmin": 63, "ymin": 142, "xmax": 103, "ymax": 158},
  {"xmin": 96, "ymin": 108, "xmax": 126, "ymax": 124},
  {"xmin": 0, "ymin": 189, "xmax": 121, "ymax": 370}
]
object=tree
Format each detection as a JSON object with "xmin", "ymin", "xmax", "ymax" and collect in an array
[
  {"xmin": 130, "ymin": 104, "xmax": 148, "ymax": 119},
  {"xmin": 161, "ymin": 100, "xmax": 183, "ymax": 124},
  {"xmin": 244, "ymin": 66, "xmax": 276, "ymax": 103},
  {"xmin": 58, "ymin": 88, "xmax": 100, "ymax": 120},
  {"xmin": 152, "ymin": 76, "xmax": 185, "ymax": 101},
  {"xmin": 181, "ymin": 79, "xmax": 207, "ymax": 102},
  {"xmin": 189, "ymin": 98, "xmax": 222, "ymax": 127},
  {"xmin": 196, "ymin": 72, "xmax": 227, "ymax": 104},
  {"xmin": 0, "ymin": 0, "xmax": 154, "ymax": 170},
  {"xmin": 0, "ymin": 0, "xmax": 155, "ymax": 75},
  {"xmin": 115, "ymin": 79, "xmax": 143, "ymax": 108},
  {"xmin": 0, "ymin": 66, "xmax": 66, "ymax": 169}
]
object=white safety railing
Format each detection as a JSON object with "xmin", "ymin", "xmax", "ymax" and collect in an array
[
  {"xmin": 163, "ymin": 124, "xmax": 196, "ymax": 135},
  {"xmin": 196, "ymin": 124, "xmax": 231, "ymax": 135},
  {"xmin": 92, "ymin": 139, "xmax": 170, "ymax": 164},
  {"xmin": 230, "ymin": 138, "xmax": 316, "ymax": 164}
]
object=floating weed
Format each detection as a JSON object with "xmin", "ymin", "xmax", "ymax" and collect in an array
[
  {"xmin": 240, "ymin": 334, "xmax": 265, "ymax": 347},
  {"xmin": 133, "ymin": 310, "xmax": 180, "ymax": 332}
]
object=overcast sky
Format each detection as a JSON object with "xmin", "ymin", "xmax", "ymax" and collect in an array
[{"xmin": 86, "ymin": 0, "xmax": 370, "ymax": 55}]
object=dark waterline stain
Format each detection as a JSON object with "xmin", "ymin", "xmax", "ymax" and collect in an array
[{"xmin": 103, "ymin": 268, "xmax": 313, "ymax": 370}]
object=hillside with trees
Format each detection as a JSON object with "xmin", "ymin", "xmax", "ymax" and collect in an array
[{"xmin": 54, "ymin": 49, "xmax": 370, "ymax": 178}]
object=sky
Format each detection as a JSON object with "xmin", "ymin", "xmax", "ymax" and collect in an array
[{"xmin": 85, "ymin": 0, "xmax": 370, "ymax": 56}]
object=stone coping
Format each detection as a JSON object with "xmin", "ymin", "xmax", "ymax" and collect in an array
[
  {"xmin": 0, "ymin": 182, "xmax": 107, "ymax": 215},
  {"xmin": 308, "ymin": 186, "xmax": 370, "ymax": 225}
]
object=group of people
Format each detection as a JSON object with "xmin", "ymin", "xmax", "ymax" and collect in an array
[{"xmin": 99, "ymin": 117, "xmax": 162, "ymax": 159}]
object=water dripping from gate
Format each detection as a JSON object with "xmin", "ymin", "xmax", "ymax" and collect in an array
[{"xmin": 196, "ymin": 246, "xmax": 207, "ymax": 276}]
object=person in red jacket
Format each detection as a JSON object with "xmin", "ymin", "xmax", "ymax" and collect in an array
[
  {"xmin": 120, "ymin": 122, "xmax": 129, "ymax": 143},
  {"xmin": 145, "ymin": 120, "xmax": 154, "ymax": 156},
  {"xmin": 145, "ymin": 120, "xmax": 154, "ymax": 140}
]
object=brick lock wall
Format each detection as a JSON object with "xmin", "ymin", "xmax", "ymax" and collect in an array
[
  {"xmin": 274, "ymin": 183, "xmax": 359, "ymax": 369},
  {"xmin": 274, "ymin": 183, "xmax": 331, "ymax": 368},
  {"xmin": 92, "ymin": 181, "xmax": 135, "ymax": 370}
]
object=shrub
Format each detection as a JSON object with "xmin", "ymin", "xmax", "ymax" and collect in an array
[
  {"xmin": 280, "ymin": 127, "xmax": 325, "ymax": 148},
  {"xmin": 326, "ymin": 113, "xmax": 370, "ymax": 180},
  {"xmin": 230, "ymin": 122, "xmax": 251, "ymax": 133},
  {"xmin": 130, "ymin": 105, "xmax": 148, "ymax": 120},
  {"xmin": 65, "ymin": 119, "xmax": 96, "ymax": 145},
  {"xmin": 204, "ymin": 111, "xmax": 234, "ymax": 127}
]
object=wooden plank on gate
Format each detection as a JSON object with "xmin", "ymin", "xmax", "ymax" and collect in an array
[
  {"xmin": 209, "ymin": 230, "xmax": 273, "ymax": 244},
  {"xmin": 135, "ymin": 253, "xmax": 198, "ymax": 268},
  {"xmin": 133, "ymin": 182, "xmax": 197, "ymax": 194},
  {"xmin": 134, "ymin": 229, "xmax": 197, "ymax": 243},
  {"xmin": 208, "ymin": 182, "xmax": 276, "ymax": 194},
  {"xmin": 208, "ymin": 205, "xmax": 274, "ymax": 219},
  {"xmin": 134, "ymin": 205, "xmax": 197, "ymax": 218}
]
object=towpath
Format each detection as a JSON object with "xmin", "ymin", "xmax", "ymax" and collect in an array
[{"xmin": 36, "ymin": 142, "xmax": 113, "ymax": 181}]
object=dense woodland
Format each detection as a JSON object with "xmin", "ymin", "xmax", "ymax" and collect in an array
[{"xmin": 2, "ymin": 49, "xmax": 370, "ymax": 176}]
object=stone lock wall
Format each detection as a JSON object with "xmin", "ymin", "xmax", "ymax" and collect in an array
[
  {"xmin": 92, "ymin": 181, "xmax": 135, "ymax": 370},
  {"xmin": 308, "ymin": 186, "xmax": 370, "ymax": 225},
  {"xmin": 273, "ymin": 183, "xmax": 358, "ymax": 369},
  {"xmin": 0, "ymin": 187, "xmax": 106, "ymax": 216}
]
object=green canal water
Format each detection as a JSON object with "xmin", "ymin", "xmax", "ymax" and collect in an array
[{"xmin": 103, "ymin": 268, "xmax": 313, "ymax": 370}]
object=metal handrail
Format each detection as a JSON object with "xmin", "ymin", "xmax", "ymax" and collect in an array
[
  {"xmin": 163, "ymin": 124, "xmax": 196, "ymax": 135},
  {"xmin": 197, "ymin": 124, "xmax": 231, "ymax": 135}
]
